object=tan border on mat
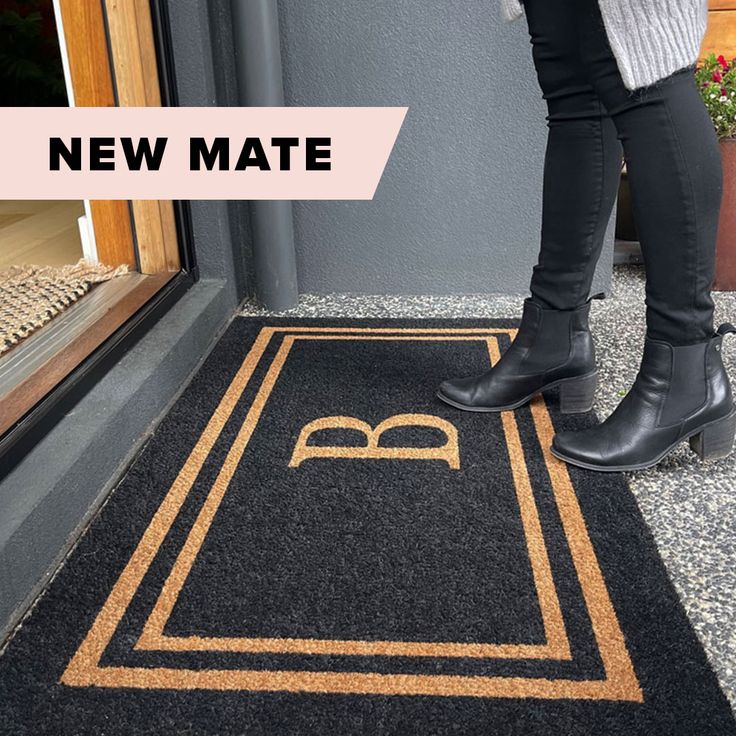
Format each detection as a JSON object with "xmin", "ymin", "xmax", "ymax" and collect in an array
[
  {"xmin": 136, "ymin": 334, "xmax": 568, "ymax": 660},
  {"xmin": 62, "ymin": 327, "xmax": 642, "ymax": 702}
]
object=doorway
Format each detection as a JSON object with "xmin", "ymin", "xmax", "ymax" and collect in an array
[{"xmin": 0, "ymin": 0, "xmax": 188, "ymax": 449}]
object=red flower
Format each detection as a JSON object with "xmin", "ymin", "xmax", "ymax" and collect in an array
[
  {"xmin": 722, "ymin": 86, "xmax": 729, "ymax": 97},
  {"xmin": 717, "ymin": 54, "xmax": 730, "ymax": 70},
  {"xmin": 713, "ymin": 70, "xmax": 723, "ymax": 82}
]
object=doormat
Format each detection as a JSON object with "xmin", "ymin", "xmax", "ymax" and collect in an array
[
  {"xmin": 0, "ymin": 258, "xmax": 128, "ymax": 355},
  {"xmin": 0, "ymin": 318, "xmax": 733, "ymax": 735}
]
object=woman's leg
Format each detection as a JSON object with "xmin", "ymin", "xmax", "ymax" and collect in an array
[
  {"xmin": 575, "ymin": 0, "xmax": 722, "ymax": 344},
  {"xmin": 436, "ymin": 0, "xmax": 620, "ymax": 414},
  {"xmin": 552, "ymin": 0, "xmax": 735, "ymax": 471},
  {"xmin": 523, "ymin": 0, "xmax": 623, "ymax": 310}
]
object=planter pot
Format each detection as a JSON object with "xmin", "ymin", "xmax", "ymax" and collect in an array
[{"xmin": 714, "ymin": 138, "xmax": 736, "ymax": 291}]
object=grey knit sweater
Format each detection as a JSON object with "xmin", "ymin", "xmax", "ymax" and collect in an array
[{"xmin": 500, "ymin": 0, "xmax": 708, "ymax": 91}]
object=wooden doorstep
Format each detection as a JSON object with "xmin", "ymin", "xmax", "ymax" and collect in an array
[{"xmin": 0, "ymin": 271, "xmax": 175, "ymax": 439}]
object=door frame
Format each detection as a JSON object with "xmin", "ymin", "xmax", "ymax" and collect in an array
[
  {"xmin": 58, "ymin": 0, "xmax": 181, "ymax": 274},
  {"xmin": 0, "ymin": 0, "xmax": 197, "ymax": 467}
]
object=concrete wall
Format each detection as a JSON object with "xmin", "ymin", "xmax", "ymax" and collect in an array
[
  {"xmin": 167, "ymin": 0, "xmax": 254, "ymax": 293},
  {"xmin": 277, "ymin": 0, "xmax": 613, "ymax": 296}
]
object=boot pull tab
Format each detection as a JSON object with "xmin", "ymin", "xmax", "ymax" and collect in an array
[{"xmin": 717, "ymin": 323, "xmax": 736, "ymax": 337}]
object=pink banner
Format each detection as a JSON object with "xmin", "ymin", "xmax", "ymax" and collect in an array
[{"xmin": 0, "ymin": 107, "xmax": 408, "ymax": 200}]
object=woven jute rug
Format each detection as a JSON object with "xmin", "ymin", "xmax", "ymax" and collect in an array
[
  {"xmin": 0, "ymin": 259, "xmax": 128, "ymax": 355},
  {"xmin": 0, "ymin": 317, "xmax": 734, "ymax": 734}
]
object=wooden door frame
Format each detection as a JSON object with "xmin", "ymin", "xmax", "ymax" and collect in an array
[
  {"xmin": 0, "ymin": 0, "xmax": 198, "ymax": 461},
  {"xmin": 58, "ymin": 0, "xmax": 180, "ymax": 274}
]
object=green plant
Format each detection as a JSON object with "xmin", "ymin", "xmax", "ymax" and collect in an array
[{"xmin": 696, "ymin": 53, "xmax": 736, "ymax": 140}]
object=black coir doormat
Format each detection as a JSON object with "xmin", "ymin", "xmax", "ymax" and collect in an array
[{"xmin": 1, "ymin": 318, "xmax": 734, "ymax": 736}]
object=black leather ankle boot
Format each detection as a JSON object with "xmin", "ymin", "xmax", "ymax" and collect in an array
[
  {"xmin": 551, "ymin": 325, "xmax": 736, "ymax": 472},
  {"xmin": 436, "ymin": 298, "xmax": 598, "ymax": 413}
]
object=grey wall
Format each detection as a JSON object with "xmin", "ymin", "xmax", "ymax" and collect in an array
[
  {"xmin": 167, "ymin": 0, "xmax": 254, "ymax": 294},
  {"xmin": 277, "ymin": 0, "xmax": 613, "ymax": 296}
]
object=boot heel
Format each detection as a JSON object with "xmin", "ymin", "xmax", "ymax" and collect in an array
[
  {"xmin": 559, "ymin": 372, "xmax": 598, "ymax": 414},
  {"xmin": 689, "ymin": 410, "xmax": 736, "ymax": 461}
]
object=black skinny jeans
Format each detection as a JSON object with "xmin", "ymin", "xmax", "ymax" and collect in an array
[{"xmin": 524, "ymin": 0, "xmax": 723, "ymax": 345}]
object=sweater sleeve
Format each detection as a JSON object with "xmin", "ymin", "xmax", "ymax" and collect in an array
[{"xmin": 500, "ymin": 0, "xmax": 525, "ymax": 22}]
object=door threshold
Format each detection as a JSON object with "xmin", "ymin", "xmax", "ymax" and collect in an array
[{"xmin": 0, "ymin": 271, "xmax": 175, "ymax": 439}]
